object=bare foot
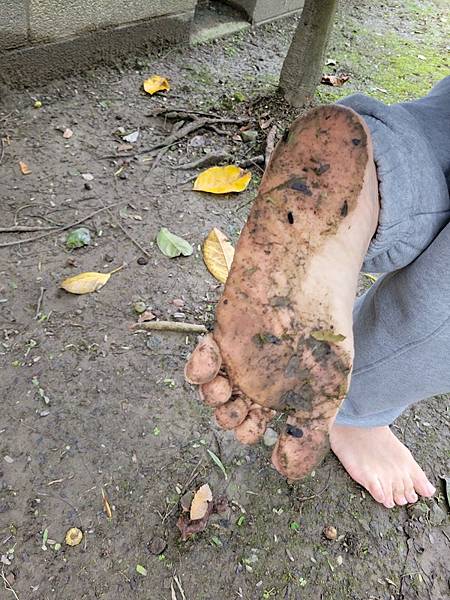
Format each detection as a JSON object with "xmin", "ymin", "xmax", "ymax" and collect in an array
[
  {"xmin": 330, "ymin": 424, "xmax": 436, "ymax": 508},
  {"xmin": 185, "ymin": 105, "xmax": 379, "ymax": 479}
]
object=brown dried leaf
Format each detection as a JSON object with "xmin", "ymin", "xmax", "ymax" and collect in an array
[
  {"xmin": 203, "ymin": 228, "xmax": 235, "ymax": 284},
  {"xmin": 19, "ymin": 161, "xmax": 31, "ymax": 175},
  {"xmin": 321, "ymin": 74, "xmax": 350, "ymax": 87},
  {"xmin": 190, "ymin": 483, "xmax": 212, "ymax": 520},
  {"xmin": 138, "ymin": 310, "xmax": 156, "ymax": 323}
]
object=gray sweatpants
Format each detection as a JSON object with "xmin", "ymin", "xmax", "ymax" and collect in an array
[{"xmin": 335, "ymin": 76, "xmax": 450, "ymax": 427}]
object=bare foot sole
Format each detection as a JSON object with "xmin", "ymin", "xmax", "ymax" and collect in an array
[
  {"xmin": 330, "ymin": 424, "xmax": 436, "ymax": 507},
  {"xmin": 185, "ymin": 105, "xmax": 379, "ymax": 479}
]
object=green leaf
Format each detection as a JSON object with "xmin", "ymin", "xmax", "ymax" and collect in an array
[
  {"xmin": 136, "ymin": 564, "xmax": 147, "ymax": 576},
  {"xmin": 210, "ymin": 536, "xmax": 222, "ymax": 547},
  {"xmin": 237, "ymin": 515, "xmax": 245, "ymax": 527},
  {"xmin": 310, "ymin": 329, "xmax": 346, "ymax": 343},
  {"xmin": 290, "ymin": 521, "xmax": 300, "ymax": 532},
  {"xmin": 206, "ymin": 448, "xmax": 227, "ymax": 479},
  {"xmin": 156, "ymin": 227, "xmax": 193, "ymax": 258},
  {"xmin": 66, "ymin": 228, "xmax": 91, "ymax": 249},
  {"xmin": 53, "ymin": 543, "xmax": 61, "ymax": 551}
]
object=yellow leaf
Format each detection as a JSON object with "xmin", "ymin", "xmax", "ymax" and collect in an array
[
  {"xmin": 203, "ymin": 228, "xmax": 235, "ymax": 284},
  {"xmin": 143, "ymin": 75, "xmax": 170, "ymax": 95},
  {"xmin": 311, "ymin": 329, "xmax": 346, "ymax": 343},
  {"xmin": 19, "ymin": 161, "xmax": 31, "ymax": 175},
  {"xmin": 190, "ymin": 483, "xmax": 212, "ymax": 521},
  {"xmin": 193, "ymin": 165, "xmax": 252, "ymax": 194},
  {"xmin": 101, "ymin": 488, "xmax": 113, "ymax": 519},
  {"xmin": 60, "ymin": 265, "xmax": 124, "ymax": 295},
  {"xmin": 65, "ymin": 527, "xmax": 83, "ymax": 546}
]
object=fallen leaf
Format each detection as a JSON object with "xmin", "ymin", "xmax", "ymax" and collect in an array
[
  {"xmin": 138, "ymin": 310, "xmax": 156, "ymax": 323},
  {"xmin": 123, "ymin": 130, "xmax": 140, "ymax": 143},
  {"xmin": 190, "ymin": 483, "xmax": 213, "ymax": 520},
  {"xmin": 143, "ymin": 75, "xmax": 170, "ymax": 95},
  {"xmin": 117, "ymin": 143, "xmax": 134, "ymax": 152},
  {"xmin": 136, "ymin": 564, "xmax": 147, "ymax": 576},
  {"xmin": 63, "ymin": 128, "xmax": 74, "ymax": 139},
  {"xmin": 60, "ymin": 264, "xmax": 124, "ymax": 295},
  {"xmin": 65, "ymin": 527, "xmax": 83, "ymax": 546},
  {"xmin": 66, "ymin": 227, "xmax": 91, "ymax": 249},
  {"xmin": 19, "ymin": 161, "xmax": 31, "ymax": 175},
  {"xmin": 194, "ymin": 165, "xmax": 251, "ymax": 194},
  {"xmin": 177, "ymin": 494, "xmax": 228, "ymax": 541},
  {"xmin": 156, "ymin": 227, "xmax": 193, "ymax": 258},
  {"xmin": 311, "ymin": 330, "xmax": 346, "ymax": 343},
  {"xmin": 321, "ymin": 74, "xmax": 350, "ymax": 87},
  {"xmin": 203, "ymin": 227, "xmax": 234, "ymax": 284},
  {"xmin": 101, "ymin": 488, "xmax": 112, "ymax": 519},
  {"xmin": 42, "ymin": 528, "xmax": 49, "ymax": 550},
  {"xmin": 34, "ymin": 99, "xmax": 42, "ymax": 108}
]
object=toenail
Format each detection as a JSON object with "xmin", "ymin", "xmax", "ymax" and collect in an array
[
  {"xmin": 286, "ymin": 425, "xmax": 304, "ymax": 438},
  {"xmin": 426, "ymin": 483, "xmax": 436, "ymax": 495}
]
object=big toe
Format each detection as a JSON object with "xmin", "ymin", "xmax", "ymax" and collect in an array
[
  {"xmin": 185, "ymin": 334, "xmax": 222, "ymax": 384},
  {"xmin": 412, "ymin": 470, "xmax": 436, "ymax": 498}
]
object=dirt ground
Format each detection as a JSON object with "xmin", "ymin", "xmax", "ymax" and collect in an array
[{"xmin": 1, "ymin": 1, "xmax": 449, "ymax": 599}]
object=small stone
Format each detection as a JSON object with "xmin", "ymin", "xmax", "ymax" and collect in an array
[
  {"xmin": 147, "ymin": 536, "xmax": 167, "ymax": 555},
  {"xmin": 137, "ymin": 256, "xmax": 148, "ymax": 266},
  {"xmin": 241, "ymin": 130, "xmax": 258, "ymax": 143},
  {"xmin": 173, "ymin": 312, "xmax": 186, "ymax": 319},
  {"xmin": 3, "ymin": 455, "xmax": 14, "ymax": 464},
  {"xmin": 5, "ymin": 572, "xmax": 15, "ymax": 586},
  {"xmin": 119, "ymin": 171, "xmax": 129, "ymax": 180},
  {"xmin": 263, "ymin": 428, "xmax": 278, "ymax": 447},
  {"xmin": 104, "ymin": 254, "xmax": 114, "ymax": 263},
  {"xmin": 180, "ymin": 491, "xmax": 194, "ymax": 512},
  {"xmin": 133, "ymin": 301, "xmax": 147, "ymax": 314},
  {"xmin": 429, "ymin": 502, "xmax": 446, "ymax": 526},
  {"xmin": 323, "ymin": 525, "xmax": 337, "ymax": 540},
  {"xmin": 336, "ymin": 555, "xmax": 343, "ymax": 566},
  {"xmin": 81, "ymin": 173, "xmax": 94, "ymax": 181},
  {"xmin": 84, "ymin": 182, "xmax": 93, "ymax": 191},
  {"xmin": 172, "ymin": 298, "xmax": 185, "ymax": 308}
]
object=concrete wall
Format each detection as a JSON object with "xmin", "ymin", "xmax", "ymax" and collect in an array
[
  {"xmin": 225, "ymin": 0, "xmax": 304, "ymax": 24},
  {"xmin": 0, "ymin": 0, "xmax": 197, "ymax": 51}
]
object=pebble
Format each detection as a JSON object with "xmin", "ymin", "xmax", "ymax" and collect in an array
[
  {"xmin": 173, "ymin": 312, "xmax": 186, "ymax": 319},
  {"xmin": 137, "ymin": 256, "xmax": 148, "ymax": 265},
  {"xmin": 263, "ymin": 427, "xmax": 278, "ymax": 447},
  {"xmin": 241, "ymin": 130, "xmax": 258, "ymax": 143},
  {"xmin": 84, "ymin": 182, "xmax": 93, "ymax": 191},
  {"xmin": 323, "ymin": 525, "xmax": 337, "ymax": 540},
  {"xmin": 147, "ymin": 536, "xmax": 167, "ymax": 555}
]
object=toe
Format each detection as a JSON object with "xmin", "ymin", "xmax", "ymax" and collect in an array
[
  {"xmin": 412, "ymin": 470, "xmax": 436, "ymax": 498},
  {"xmin": 199, "ymin": 375, "xmax": 232, "ymax": 407},
  {"xmin": 403, "ymin": 478, "xmax": 418, "ymax": 504},
  {"xmin": 379, "ymin": 479, "xmax": 395, "ymax": 509},
  {"xmin": 184, "ymin": 334, "xmax": 222, "ymax": 384},
  {"xmin": 365, "ymin": 477, "xmax": 386, "ymax": 505},
  {"xmin": 234, "ymin": 407, "xmax": 268, "ymax": 444},
  {"xmin": 393, "ymin": 485, "xmax": 408, "ymax": 506},
  {"xmin": 214, "ymin": 396, "xmax": 250, "ymax": 430}
]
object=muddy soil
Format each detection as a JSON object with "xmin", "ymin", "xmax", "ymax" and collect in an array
[{"xmin": 1, "ymin": 1, "xmax": 449, "ymax": 599}]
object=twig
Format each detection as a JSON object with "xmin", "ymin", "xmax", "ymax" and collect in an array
[
  {"xmin": 265, "ymin": 125, "xmax": 277, "ymax": 166},
  {"xmin": 0, "ymin": 137, "xmax": 4, "ymax": 166},
  {"xmin": 1, "ymin": 568, "xmax": 20, "ymax": 600},
  {"xmin": 296, "ymin": 470, "xmax": 331, "ymax": 502},
  {"xmin": 239, "ymin": 154, "xmax": 265, "ymax": 170},
  {"xmin": 0, "ymin": 225, "xmax": 58, "ymax": 233},
  {"xmin": 173, "ymin": 152, "xmax": 232, "ymax": 171},
  {"xmin": 35, "ymin": 286, "xmax": 46, "ymax": 319},
  {"xmin": 173, "ymin": 575, "xmax": 187, "ymax": 600},
  {"xmin": 162, "ymin": 458, "xmax": 203, "ymax": 524},
  {"xmin": 105, "ymin": 190, "xmax": 152, "ymax": 259},
  {"xmin": 132, "ymin": 321, "xmax": 207, "ymax": 333},
  {"xmin": 206, "ymin": 124, "xmax": 231, "ymax": 135},
  {"xmin": 0, "ymin": 200, "xmax": 125, "ymax": 249}
]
